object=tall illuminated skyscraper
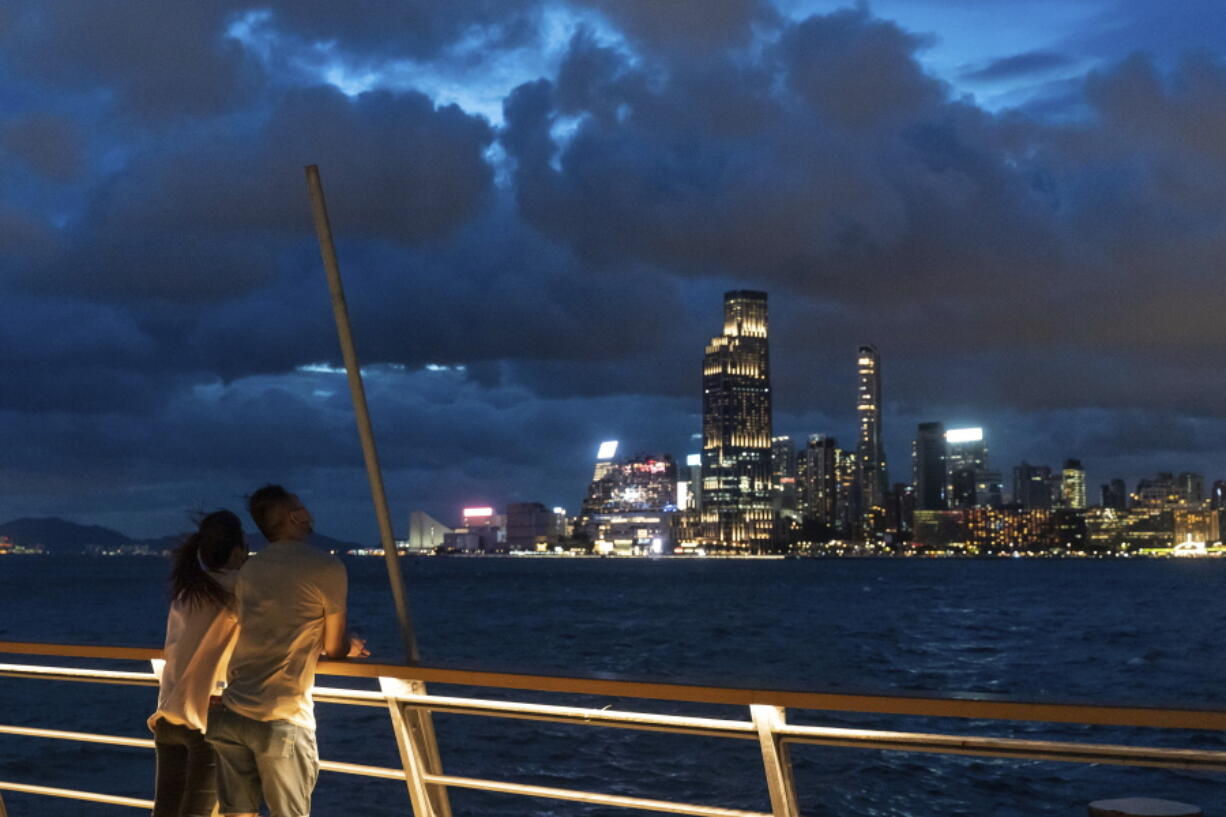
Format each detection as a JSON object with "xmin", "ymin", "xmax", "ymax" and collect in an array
[
  {"xmin": 701, "ymin": 291, "xmax": 774, "ymax": 552},
  {"xmin": 856, "ymin": 345, "xmax": 888, "ymax": 519}
]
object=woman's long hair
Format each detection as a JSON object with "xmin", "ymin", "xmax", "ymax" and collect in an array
[{"xmin": 169, "ymin": 510, "xmax": 245, "ymax": 608}]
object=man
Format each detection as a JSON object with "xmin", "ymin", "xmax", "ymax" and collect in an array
[{"xmin": 206, "ymin": 485, "xmax": 367, "ymax": 817}]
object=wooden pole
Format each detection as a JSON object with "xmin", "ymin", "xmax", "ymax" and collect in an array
[{"xmin": 304, "ymin": 164, "xmax": 419, "ymax": 663}]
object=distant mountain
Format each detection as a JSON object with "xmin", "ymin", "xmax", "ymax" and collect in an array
[
  {"xmin": 0, "ymin": 516, "xmax": 366, "ymax": 554},
  {"xmin": 251, "ymin": 531, "xmax": 367, "ymax": 553},
  {"xmin": 0, "ymin": 517, "xmax": 131, "ymax": 552},
  {"xmin": 311, "ymin": 532, "xmax": 368, "ymax": 553}
]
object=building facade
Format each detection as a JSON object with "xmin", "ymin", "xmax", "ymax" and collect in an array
[
  {"xmin": 701, "ymin": 291, "xmax": 775, "ymax": 552},
  {"xmin": 856, "ymin": 346, "xmax": 888, "ymax": 527},
  {"xmin": 1060, "ymin": 459, "xmax": 1087, "ymax": 510},
  {"xmin": 912, "ymin": 421, "xmax": 946, "ymax": 511}
]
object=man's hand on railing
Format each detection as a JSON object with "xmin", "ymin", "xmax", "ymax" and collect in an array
[{"xmin": 346, "ymin": 634, "xmax": 370, "ymax": 659}]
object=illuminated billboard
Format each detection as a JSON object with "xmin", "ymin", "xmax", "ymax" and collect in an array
[
  {"xmin": 597, "ymin": 440, "xmax": 619, "ymax": 460},
  {"xmin": 686, "ymin": 453, "xmax": 701, "ymax": 467},
  {"xmin": 462, "ymin": 507, "xmax": 494, "ymax": 518},
  {"xmin": 945, "ymin": 427, "xmax": 983, "ymax": 443}
]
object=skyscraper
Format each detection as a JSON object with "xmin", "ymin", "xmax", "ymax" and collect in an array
[
  {"xmin": 1060, "ymin": 459, "xmax": 1087, "ymax": 510},
  {"xmin": 701, "ymin": 291, "xmax": 774, "ymax": 552},
  {"xmin": 1101, "ymin": 478, "xmax": 1127, "ymax": 511},
  {"xmin": 856, "ymin": 345, "xmax": 888, "ymax": 520},
  {"xmin": 798, "ymin": 434, "xmax": 838, "ymax": 527},
  {"xmin": 771, "ymin": 436, "xmax": 799, "ymax": 520},
  {"xmin": 1014, "ymin": 462, "xmax": 1056, "ymax": 510},
  {"xmin": 912, "ymin": 422, "xmax": 946, "ymax": 510}
]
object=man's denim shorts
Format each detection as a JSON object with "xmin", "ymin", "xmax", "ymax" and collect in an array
[{"xmin": 205, "ymin": 706, "xmax": 318, "ymax": 817}]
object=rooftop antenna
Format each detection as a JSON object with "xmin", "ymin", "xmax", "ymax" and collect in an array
[{"xmin": 304, "ymin": 164, "xmax": 418, "ymax": 663}]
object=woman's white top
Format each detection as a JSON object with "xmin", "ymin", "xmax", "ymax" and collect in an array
[{"xmin": 148, "ymin": 570, "xmax": 239, "ymax": 733}]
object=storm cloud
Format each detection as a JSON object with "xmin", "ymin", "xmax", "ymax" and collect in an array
[{"xmin": 2, "ymin": 1, "xmax": 1225, "ymax": 538}]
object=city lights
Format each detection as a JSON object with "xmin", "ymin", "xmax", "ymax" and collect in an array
[{"xmin": 945, "ymin": 427, "xmax": 984, "ymax": 443}]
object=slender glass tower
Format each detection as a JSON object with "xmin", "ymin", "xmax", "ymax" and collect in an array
[
  {"xmin": 701, "ymin": 291, "xmax": 774, "ymax": 552},
  {"xmin": 856, "ymin": 345, "xmax": 888, "ymax": 519}
]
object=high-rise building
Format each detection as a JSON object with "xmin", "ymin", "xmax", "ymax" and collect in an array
[
  {"xmin": 834, "ymin": 448, "xmax": 859, "ymax": 535},
  {"xmin": 1211, "ymin": 480, "xmax": 1226, "ymax": 510},
  {"xmin": 506, "ymin": 502, "xmax": 561, "ymax": 550},
  {"xmin": 1060, "ymin": 459, "xmax": 1087, "ymax": 510},
  {"xmin": 771, "ymin": 436, "xmax": 799, "ymax": 519},
  {"xmin": 701, "ymin": 291, "xmax": 774, "ymax": 552},
  {"xmin": 1013, "ymin": 462, "xmax": 1055, "ymax": 510},
  {"xmin": 583, "ymin": 453, "xmax": 678, "ymax": 514},
  {"xmin": 1177, "ymin": 472, "xmax": 1204, "ymax": 504},
  {"xmin": 797, "ymin": 434, "xmax": 838, "ymax": 527},
  {"xmin": 1101, "ymin": 478, "xmax": 1127, "ymax": 511},
  {"xmin": 1135, "ymin": 473, "xmax": 1178, "ymax": 509},
  {"xmin": 912, "ymin": 422, "xmax": 946, "ymax": 510},
  {"xmin": 856, "ymin": 346, "xmax": 888, "ymax": 521}
]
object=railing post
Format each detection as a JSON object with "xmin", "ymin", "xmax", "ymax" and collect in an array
[
  {"xmin": 751, "ymin": 704, "xmax": 800, "ymax": 817},
  {"xmin": 0, "ymin": 789, "xmax": 8, "ymax": 817},
  {"xmin": 380, "ymin": 677, "xmax": 452, "ymax": 817}
]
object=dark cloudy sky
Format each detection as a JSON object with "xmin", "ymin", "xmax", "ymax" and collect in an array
[{"xmin": 3, "ymin": 0, "xmax": 1226, "ymax": 540}]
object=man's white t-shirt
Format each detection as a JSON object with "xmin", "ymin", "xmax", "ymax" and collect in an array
[{"xmin": 222, "ymin": 539, "xmax": 347, "ymax": 730}]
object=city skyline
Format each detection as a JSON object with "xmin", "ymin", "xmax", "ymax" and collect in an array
[{"xmin": 3, "ymin": 1, "xmax": 1226, "ymax": 539}]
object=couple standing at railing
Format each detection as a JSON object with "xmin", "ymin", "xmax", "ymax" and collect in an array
[{"xmin": 147, "ymin": 485, "xmax": 369, "ymax": 817}]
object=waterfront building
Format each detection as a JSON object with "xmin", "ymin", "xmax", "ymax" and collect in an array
[
  {"xmin": 589, "ymin": 512, "xmax": 678, "ymax": 555},
  {"xmin": 855, "ymin": 346, "xmax": 888, "ymax": 524},
  {"xmin": 583, "ymin": 453, "xmax": 679, "ymax": 515},
  {"xmin": 1177, "ymin": 472, "xmax": 1204, "ymax": 504},
  {"xmin": 1212, "ymin": 480, "xmax": 1226, "ymax": 510},
  {"xmin": 678, "ymin": 453, "xmax": 703, "ymax": 511},
  {"xmin": 963, "ymin": 507, "xmax": 1054, "ymax": 553},
  {"xmin": 506, "ymin": 502, "xmax": 562, "ymax": 551},
  {"xmin": 1013, "ymin": 462, "xmax": 1055, "ymax": 510},
  {"xmin": 406, "ymin": 510, "xmax": 452, "ymax": 553},
  {"xmin": 1059, "ymin": 459, "xmax": 1087, "ymax": 510},
  {"xmin": 1100, "ymin": 478, "xmax": 1127, "ymax": 511},
  {"xmin": 797, "ymin": 434, "xmax": 838, "ymax": 528},
  {"xmin": 771, "ymin": 436, "xmax": 799, "ymax": 520},
  {"xmin": 912, "ymin": 422, "xmax": 946, "ymax": 511},
  {"xmin": 944, "ymin": 428, "xmax": 988, "ymax": 507},
  {"xmin": 701, "ymin": 290, "xmax": 775, "ymax": 552},
  {"xmin": 910, "ymin": 509, "xmax": 967, "ymax": 553},
  {"xmin": 884, "ymin": 483, "xmax": 915, "ymax": 541},
  {"xmin": 835, "ymin": 448, "xmax": 859, "ymax": 536},
  {"xmin": 443, "ymin": 506, "xmax": 505, "ymax": 553},
  {"xmin": 1085, "ymin": 507, "xmax": 1126, "ymax": 552},
  {"xmin": 1134, "ymin": 473, "xmax": 1178, "ymax": 509},
  {"xmin": 1119, "ymin": 508, "xmax": 1175, "ymax": 551},
  {"xmin": 1052, "ymin": 508, "xmax": 1088, "ymax": 551},
  {"xmin": 1173, "ymin": 507, "xmax": 1219, "ymax": 544}
]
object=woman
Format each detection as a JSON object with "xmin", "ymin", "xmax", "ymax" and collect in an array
[{"xmin": 148, "ymin": 510, "xmax": 247, "ymax": 817}]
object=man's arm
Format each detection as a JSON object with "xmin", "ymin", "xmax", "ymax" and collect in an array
[
  {"xmin": 322, "ymin": 611, "xmax": 349, "ymax": 658},
  {"xmin": 322, "ymin": 611, "xmax": 369, "ymax": 659}
]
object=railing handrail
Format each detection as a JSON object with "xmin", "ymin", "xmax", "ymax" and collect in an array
[
  {"xmin": 2, "ymin": 639, "xmax": 1224, "ymax": 731},
  {"xmin": 6, "ymin": 642, "xmax": 1226, "ymax": 817}
]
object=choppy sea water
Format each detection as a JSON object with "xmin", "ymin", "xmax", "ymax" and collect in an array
[{"xmin": 1, "ymin": 555, "xmax": 1225, "ymax": 816}]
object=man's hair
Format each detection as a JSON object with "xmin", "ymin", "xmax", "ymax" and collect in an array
[{"xmin": 248, "ymin": 484, "xmax": 295, "ymax": 540}]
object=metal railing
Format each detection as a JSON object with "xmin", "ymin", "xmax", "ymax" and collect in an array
[{"xmin": 3, "ymin": 640, "xmax": 1226, "ymax": 816}]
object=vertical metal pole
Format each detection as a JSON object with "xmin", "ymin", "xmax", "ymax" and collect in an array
[
  {"xmin": 380, "ymin": 677, "xmax": 452, "ymax": 817},
  {"xmin": 304, "ymin": 164, "xmax": 419, "ymax": 663},
  {"xmin": 0, "ymin": 789, "xmax": 8, "ymax": 817},
  {"xmin": 751, "ymin": 704, "xmax": 800, "ymax": 817}
]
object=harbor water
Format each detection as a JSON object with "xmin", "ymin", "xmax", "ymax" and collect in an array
[{"xmin": 1, "ymin": 555, "xmax": 1224, "ymax": 816}]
